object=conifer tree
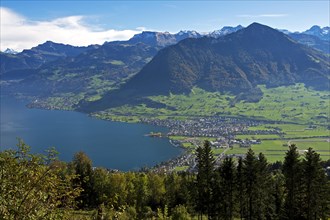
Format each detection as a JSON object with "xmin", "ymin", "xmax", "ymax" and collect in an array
[
  {"xmin": 257, "ymin": 152, "xmax": 275, "ymax": 219},
  {"xmin": 302, "ymin": 148, "xmax": 329, "ymax": 219},
  {"xmin": 272, "ymin": 170, "xmax": 285, "ymax": 219},
  {"xmin": 236, "ymin": 157, "xmax": 246, "ymax": 220},
  {"xmin": 196, "ymin": 140, "xmax": 215, "ymax": 219},
  {"xmin": 242, "ymin": 149, "xmax": 258, "ymax": 220},
  {"xmin": 216, "ymin": 157, "xmax": 237, "ymax": 219},
  {"xmin": 282, "ymin": 144, "xmax": 303, "ymax": 219}
]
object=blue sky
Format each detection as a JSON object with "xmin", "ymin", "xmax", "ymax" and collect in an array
[{"xmin": 1, "ymin": 1, "xmax": 329, "ymax": 51}]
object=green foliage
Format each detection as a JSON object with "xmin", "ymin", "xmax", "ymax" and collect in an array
[
  {"xmin": 213, "ymin": 157, "xmax": 237, "ymax": 219},
  {"xmin": 171, "ymin": 205, "xmax": 191, "ymax": 220},
  {"xmin": 301, "ymin": 148, "xmax": 330, "ymax": 219},
  {"xmin": 196, "ymin": 141, "xmax": 215, "ymax": 218},
  {"xmin": 0, "ymin": 139, "xmax": 80, "ymax": 219},
  {"xmin": 282, "ymin": 144, "xmax": 304, "ymax": 219},
  {"xmin": 2, "ymin": 141, "xmax": 329, "ymax": 219},
  {"xmin": 72, "ymin": 152, "xmax": 95, "ymax": 208}
]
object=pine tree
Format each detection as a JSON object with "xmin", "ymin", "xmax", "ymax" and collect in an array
[
  {"xmin": 257, "ymin": 152, "xmax": 275, "ymax": 219},
  {"xmin": 236, "ymin": 157, "xmax": 246, "ymax": 220},
  {"xmin": 302, "ymin": 148, "xmax": 329, "ymax": 219},
  {"xmin": 241, "ymin": 149, "xmax": 273, "ymax": 220},
  {"xmin": 272, "ymin": 170, "xmax": 285, "ymax": 219},
  {"xmin": 242, "ymin": 149, "xmax": 258, "ymax": 220},
  {"xmin": 196, "ymin": 140, "xmax": 215, "ymax": 219},
  {"xmin": 216, "ymin": 157, "xmax": 237, "ymax": 220},
  {"xmin": 282, "ymin": 144, "xmax": 303, "ymax": 219}
]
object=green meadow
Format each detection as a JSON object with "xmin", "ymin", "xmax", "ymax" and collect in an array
[
  {"xmin": 93, "ymin": 83, "xmax": 329, "ymax": 162},
  {"xmin": 224, "ymin": 139, "xmax": 329, "ymax": 163},
  {"xmin": 99, "ymin": 83, "xmax": 329, "ymax": 126}
]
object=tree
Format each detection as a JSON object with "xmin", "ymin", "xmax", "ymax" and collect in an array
[
  {"xmin": 147, "ymin": 173, "xmax": 165, "ymax": 210},
  {"xmin": 271, "ymin": 170, "xmax": 285, "ymax": 219},
  {"xmin": 71, "ymin": 151, "xmax": 95, "ymax": 208},
  {"xmin": 282, "ymin": 144, "xmax": 304, "ymax": 219},
  {"xmin": 241, "ymin": 149, "xmax": 273, "ymax": 220},
  {"xmin": 134, "ymin": 173, "xmax": 149, "ymax": 218},
  {"xmin": 0, "ymin": 140, "xmax": 80, "ymax": 219},
  {"xmin": 195, "ymin": 140, "xmax": 215, "ymax": 218},
  {"xmin": 236, "ymin": 156, "xmax": 246, "ymax": 220},
  {"xmin": 256, "ymin": 152, "xmax": 275, "ymax": 219},
  {"xmin": 171, "ymin": 205, "xmax": 191, "ymax": 220},
  {"xmin": 242, "ymin": 149, "xmax": 259, "ymax": 220},
  {"xmin": 108, "ymin": 173, "xmax": 128, "ymax": 209},
  {"xmin": 214, "ymin": 157, "xmax": 237, "ymax": 219},
  {"xmin": 301, "ymin": 148, "xmax": 330, "ymax": 219},
  {"xmin": 165, "ymin": 172, "xmax": 180, "ymax": 210},
  {"xmin": 91, "ymin": 167, "xmax": 111, "ymax": 206}
]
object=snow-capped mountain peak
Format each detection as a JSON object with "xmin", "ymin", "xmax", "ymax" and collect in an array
[
  {"xmin": 208, "ymin": 25, "xmax": 244, "ymax": 38},
  {"xmin": 3, "ymin": 48, "xmax": 18, "ymax": 54},
  {"xmin": 303, "ymin": 25, "xmax": 330, "ymax": 40}
]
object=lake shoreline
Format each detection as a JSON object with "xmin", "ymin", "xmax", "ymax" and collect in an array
[{"xmin": 1, "ymin": 95, "xmax": 183, "ymax": 171}]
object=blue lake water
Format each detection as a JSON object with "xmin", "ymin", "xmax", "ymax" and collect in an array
[{"xmin": 0, "ymin": 96, "xmax": 182, "ymax": 171}]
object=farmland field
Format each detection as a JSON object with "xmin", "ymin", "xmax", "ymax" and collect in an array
[
  {"xmin": 225, "ymin": 139, "xmax": 329, "ymax": 162},
  {"xmin": 97, "ymin": 83, "xmax": 330, "ymax": 126},
  {"xmin": 93, "ymin": 83, "xmax": 329, "ymax": 162}
]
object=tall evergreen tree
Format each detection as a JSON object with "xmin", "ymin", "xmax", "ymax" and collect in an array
[
  {"xmin": 215, "ymin": 157, "xmax": 237, "ymax": 220},
  {"xmin": 302, "ymin": 148, "xmax": 329, "ymax": 219},
  {"xmin": 236, "ymin": 157, "xmax": 246, "ymax": 220},
  {"xmin": 242, "ymin": 149, "xmax": 258, "ymax": 220},
  {"xmin": 272, "ymin": 170, "xmax": 285, "ymax": 219},
  {"xmin": 196, "ymin": 140, "xmax": 215, "ymax": 219},
  {"xmin": 282, "ymin": 144, "xmax": 303, "ymax": 219},
  {"xmin": 240, "ymin": 150, "xmax": 273, "ymax": 220},
  {"xmin": 257, "ymin": 152, "xmax": 275, "ymax": 219}
]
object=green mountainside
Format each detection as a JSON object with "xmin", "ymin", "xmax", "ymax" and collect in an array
[
  {"xmin": 79, "ymin": 23, "xmax": 330, "ymax": 112},
  {"xmin": 92, "ymin": 84, "xmax": 329, "ymax": 125},
  {"xmin": 2, "ymin": 31, "xmax": 203, "ymax": 109}
]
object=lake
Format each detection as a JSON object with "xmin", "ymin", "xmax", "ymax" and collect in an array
[{"xmin": 0, "ymin": 96, "xmax": 182, "ymax": 171}]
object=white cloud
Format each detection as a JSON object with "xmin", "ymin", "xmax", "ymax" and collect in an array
[
  {"xmin": 237, "ymin": 14, "xmax": 288, "ymax": 18},
  {"xmin": 0, "ymin": 7, "xmax": 143, "ymax": 52}
]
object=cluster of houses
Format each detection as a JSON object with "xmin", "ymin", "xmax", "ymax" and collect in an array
[
  {"xmin": 153, "ymin": 152, "xmax": 196, "ymax": 173},
  {"xmin": 143, "ymin": 116, "xmax": 287, "ymax": 172},
  {"xmin": 142, "ymin": 116, "xmax": 283, "ymax": 138}
]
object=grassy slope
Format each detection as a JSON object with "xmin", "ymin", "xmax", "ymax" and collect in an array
[
  {"xmin": 46, "ymin": 83, "xmax": 329, "ymax": 163},
  {"xmin": 97, "ymin": 83, "xmax": 329, "ymax": 126}
]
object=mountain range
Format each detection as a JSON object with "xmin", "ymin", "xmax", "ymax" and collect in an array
[
  {"xmin": 78, "ymin": 23, "xmax": 330, "ymax": 112},
  {"xmin": 1, "ymin": 42, "xmax": 98, "ymax": 75},
  {"xmin": 1, "ymin": 23, "xmax": 329, "ymax": 112},
  {"xmin": 302, "ymin": 25, "xmax": 330, "ymax": 41},
  {"xmin": 2, "ymin": 24, "xmax": 329, "ymax": 78}
]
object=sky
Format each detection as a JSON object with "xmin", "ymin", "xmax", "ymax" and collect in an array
[{"xmin": 1, "ymin": 0, "xmax": 329, "ymax": 52}]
